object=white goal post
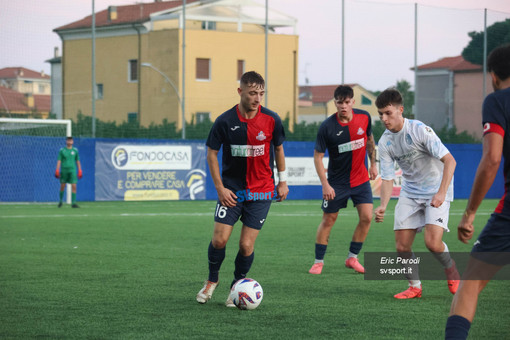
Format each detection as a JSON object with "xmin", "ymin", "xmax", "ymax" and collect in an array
[
  {"xmin": 0, "ymin": 118, "xmax": 73, "ymax": 203},
  {"xmin": 0, "ymin": 118, "xmax": 72, "ymax": 137}
]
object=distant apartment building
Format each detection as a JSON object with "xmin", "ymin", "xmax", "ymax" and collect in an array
[
  {"xmin": 298, "ymin": 84, "xmax": 379, "ymax": 124},
  {"xmin": 53, "ymin": 0, "xmax": 299, "ymax": 129},
  {"xmin": 46, "ymin": 47, "xmax": 63, "ymax": 119},
  {"xmin": 0, "ymin": 67, "xmax": 51, "ymax": 95},
  {"xmin": 414, "ymin": 55, "xmax": 492, "ymax": 139},
  {"xmin": 0, "ymin": 67, "xmax": 51, "ymax": 118}
]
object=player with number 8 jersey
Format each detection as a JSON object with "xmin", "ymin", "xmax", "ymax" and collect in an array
[
  {"xmin": 196, "ymin": 71, "xmax": 289, "ymax": 307},
  {"xmin": 308, "ymin": 85, "xmax": 378, "ymax": 276}
]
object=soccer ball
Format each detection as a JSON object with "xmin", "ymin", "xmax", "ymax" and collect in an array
[{"xmin": 229, "ymin": 278, "xmax": 263, "ymax": 310}]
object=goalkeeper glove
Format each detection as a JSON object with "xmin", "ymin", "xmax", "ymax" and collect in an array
[
  {"xmin": 55, "ymin": 169, "xmax": 60, "ymax": 178},
  {"xmin": 78, "ymin": 169, "xmax": 83, "ymax": 179}
]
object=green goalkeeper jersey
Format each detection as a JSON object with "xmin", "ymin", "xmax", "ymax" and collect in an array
[{"xmin": 58, "ymin": 147, "xmax": 80, "ymax": 170}]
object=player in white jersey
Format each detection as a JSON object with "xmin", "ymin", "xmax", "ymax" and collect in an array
[{"xmin": 374, "ymin": 88, "xmax": 460, "ymax": 299}]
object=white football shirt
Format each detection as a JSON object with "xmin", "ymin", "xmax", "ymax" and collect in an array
[{"xmin": 378, "ymin": 119, "xmax": 454, "ymax": 201}]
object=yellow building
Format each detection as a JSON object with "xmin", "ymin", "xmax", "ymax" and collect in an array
[
  {"xmin": 54, "ymin": 0, "xmax": 298, "ymax": 133},
  {"xmin": 298, "ymin": 84, "xmax": 379, "ymax": 123}
]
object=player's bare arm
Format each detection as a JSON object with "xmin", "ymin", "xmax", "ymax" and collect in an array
[
  {"xmin": 458, "ymin": 132, "xmax": 503, "ymax": 243},
  {"xmin": 430, "ymin": 153, "xmax": 456, "ymax": 208},
  {"xmin": 374, "ymin": 179, "xmax": 393, "ymax": 223},
  {"xmin": 274, "ymin": 144, "xmax": 289, "ymax": 202},
  {"xmin": 367, "ymin": 135, "xmax": 378, "ymax": 180},
  {"xmin": 207, "ymin": 147, "xmax": 237, "ymax": 207},
  {"xmin": 314, "ymin": 150, "xmax": 335, "ymax": 201}
]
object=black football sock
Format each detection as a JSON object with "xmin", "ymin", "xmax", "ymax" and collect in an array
[
  {"xmin": 232, "ymin": 251, "xmax": 255, "ymax": 287},
  {"xmin": 207, "ymin": 241, "xmax": 225, "ymax": 283}
]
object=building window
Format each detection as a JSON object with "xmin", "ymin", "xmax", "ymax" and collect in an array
[
  {"xmin": 96, "ymin": 84, "xmax": 104, "ymax": 99},
  {"xmin": 361, "ymin": 95, "xmax": 372, "ymax": 106},
  {"xmin": 38, "ymin": 84, "xmax": 45, "ymax": 93},
  {"xmin": 201, "ymin": 21, "xmax": 216, "ymax": 30},
  {"xmin": 196, "ymin": 58, "xmax": 211, "ymax": 81},
  {"xmin": 127, "ymin": 112, "xmax": 138, "ymax": 123},
  {"xmin": 237, "ymin": 60, "xmax": 245, "ymax": 81},
  {"xmin": 195, "ymin": 112, "xmax": 210, "ymax": 123},
  {"xmin": 128, "ymin": 59, "xmax": 138, "ymax": 82}
]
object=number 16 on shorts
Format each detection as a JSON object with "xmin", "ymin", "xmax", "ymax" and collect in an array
[{"xmin": 215, "ymin": 204, "xmax": 228, "ymax": 219}]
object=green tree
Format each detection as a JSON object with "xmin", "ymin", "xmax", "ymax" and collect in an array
[
  {"xmin": 462, "ymin": 19, "xmax": 510, "ymax": 65},
  {"xmin": 396, "ymin": 79, "xmax": 415, "ymax": 118}
]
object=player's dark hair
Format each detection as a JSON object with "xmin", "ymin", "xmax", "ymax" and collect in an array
[
  {"xmin": 488, "ymin": 44, "xmax": 510, "ymax": 81},
  {"xmin": 375, "ymin": 88, "xmax": 403, "ymax": 108},
  {"xmin": 240, "ymin": 71, "xmax": 265, "ymax": 88},
  {"xmin": 334, "ymin": 85, "xmax": 354, "ymax": 101}
]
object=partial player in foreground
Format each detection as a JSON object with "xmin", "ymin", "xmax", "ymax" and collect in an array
[
  {"xmin": 374, "ymin": 88, "xmax": 460, "ymax": 299},
  {"xmin": 55, "ymin": 136, "xmax": 82, "ymax": 208},
  {"xmin": 446, "ymin": 44, "xmax": 510, "ymax": 340},
  {"xmin": 308, "ymin": 85, "xmax": 377, "ymax": 275},
  {"xmin": 196, "ymin": 71, "xmax": 289, "ymax": 307}
]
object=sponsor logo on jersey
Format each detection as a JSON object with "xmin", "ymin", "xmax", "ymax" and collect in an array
[
  {"xmin": 425, "ymin": 126, "xmax": 433, "ymax": 133},
  {"xmin": 483, "ymin": 123, "xmax": 490, "ymax": 133},
  {"xmin": 357, "ymin": 127, "xmax": 365, "ymax": 135},
  {"xmin": 336, "ymin": 131, "xmax": 343, "ymax": 136},
  {"xmin": 236, "ymin": 188, "xmax": 275, "ymax": 202},
  {"xmin": 405, "ymin": 133, "xmax": 413, "ymax": 145},
  {"xmin": 256, "ymin": 131, "xmax": 267, "ymax": 141},
  {"xmin": 231, "ymin": 126, "xmax": 240, "ymax": 131},
  {"xmin": 231, "ymin": 144, "xmax": 265, "ymax": 157},
  {"xmin": 394, "ymin": 150, "xmax": 419, "ymax": 163},
  {"xmin": 337, "ymin": 138, "xmax": 365, "ymax": 154}
]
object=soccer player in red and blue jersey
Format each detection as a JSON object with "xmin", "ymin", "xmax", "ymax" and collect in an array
[
  {"xmin": 446, "ymin": 44, "xmax": 510, "ymax": 339},
  {"xmin": 196, "ymin": 71, "xmax": 289, "ymax": 307},
  {"xmin": 308, "ymin": 85, "xmax": 377, "ymax": 275}
]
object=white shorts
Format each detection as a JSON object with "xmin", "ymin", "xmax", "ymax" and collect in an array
[{"xmin": 394, "ymin": 196, "xmax": 450, "ymax": 232}]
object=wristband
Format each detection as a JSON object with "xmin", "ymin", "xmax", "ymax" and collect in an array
[{"xmin": 278, "ymin": 170, "xmax": 288, "ymax": 182}]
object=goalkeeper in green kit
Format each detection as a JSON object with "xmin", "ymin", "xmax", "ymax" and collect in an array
[{"xmin": 55, "ymin": 136, "xmax": 82, "ymax": 208}]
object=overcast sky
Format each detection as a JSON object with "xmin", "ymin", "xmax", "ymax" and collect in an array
[{"xmin": 1, "ymin": 0, "xmax": 509, "ymax": 91}]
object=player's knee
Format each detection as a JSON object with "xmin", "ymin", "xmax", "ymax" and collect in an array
[
  {"xmin": 322, "ymin": 214, "xmax": 337, "ymax": 227},
  {"xmin": 239, "ymin": 242, "xmax": 254, "ymax": 256},
  {"xmin": 425, "ymin": 239, "xmax": 443, "ymax": 252},
  {"xmin": 212, "ymin": 238, "xmax": 228, "ymax": 249},
  {"xmin": 395, "ymin": 243, "xmax": 412, "ymax": 253},
  {"xmin": 359, "ymin": 215, "xmax": 372, "ymax": 227}
]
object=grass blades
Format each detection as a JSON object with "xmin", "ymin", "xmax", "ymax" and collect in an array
[{"xmin": 0, "ymin": 199, "xmax": 508, "ymax": 339}]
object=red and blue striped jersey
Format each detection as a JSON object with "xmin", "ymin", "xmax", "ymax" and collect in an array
[
  {"xmin": 206, "ymin": 105, "xmax": 285, "ymax": 194},
  {"xmin": 482, "ymin": 87, "xmax": 510, "ymax": 216},
  {"xmin": 315, "ymin": 109, "xmax": 372, "ymax": 188}
]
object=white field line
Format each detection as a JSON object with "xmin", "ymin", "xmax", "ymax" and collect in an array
[{"xmin": 0, "ymin": 210, "xmax": 494, "ymax": 219}]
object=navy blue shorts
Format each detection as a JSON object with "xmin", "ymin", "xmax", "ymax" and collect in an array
[
  {"xmin": 213, "ymin": 199, "xmax": 272, "ymax": 230},
  {"xmin": 471, "ymin": 213, "xmax": 510, "ymax": 265},
  {"xmin": 321, "ymin": 180, "xmax": 373, "ymax": 214}
]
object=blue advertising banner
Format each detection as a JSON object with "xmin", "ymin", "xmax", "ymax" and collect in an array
[{"xmin": 95, "ymin": 141, "xmax": 206, "ymax": 201}]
